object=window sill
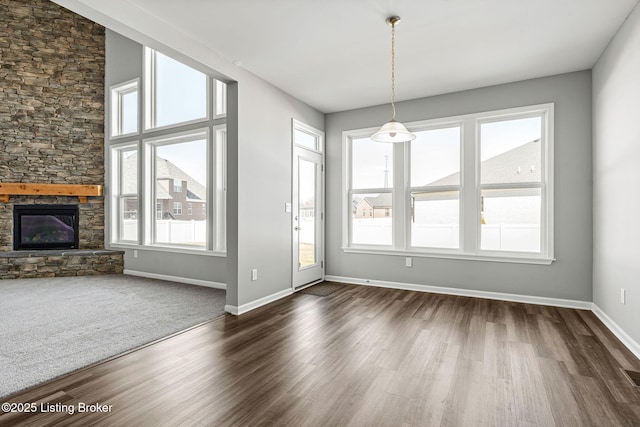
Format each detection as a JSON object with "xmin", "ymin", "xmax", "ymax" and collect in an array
[
  {"xmin": 108, "ymin": 243, "xmax": 226, "ymax": 257},
  {"xmin": 341, "ymin": 247, "xmax": 554, "ymax": 265}
]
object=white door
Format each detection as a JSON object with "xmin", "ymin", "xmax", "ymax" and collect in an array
[{"xmin": 292, "ymin": 121, "xmax": 324, "ymax": 289}]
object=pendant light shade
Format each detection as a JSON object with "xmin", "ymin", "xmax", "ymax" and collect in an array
[
  {"xmin": 371, "ymin": 16, "xmax": 415, "ymax": 143},
  {"xmin": 371, "ymin": 120, "xmax": 415, "ymax": 143}
]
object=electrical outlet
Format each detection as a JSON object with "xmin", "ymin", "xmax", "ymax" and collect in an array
[
  {"xmin": 251, "ymin": 269, "xmax": 258, "ymax": 281},
  {"xmin": 621, "ymin": 288, "xmax": 626, "ymax": 304},
  {"xmin": 133, "ymin": 250, "xmax": 138, "ymax": 258},
  {"xmin": 405, "ymin": 257, "xmax": 412, "ymax": 267}
]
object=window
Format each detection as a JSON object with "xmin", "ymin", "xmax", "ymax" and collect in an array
[
  {"xmin": 145, "ymin": 47, "xmax": 208, "ymax": 130},
  {"xmin": 108, "ymin": 46, "xmax": 227, "ymax": 253},
  {"xmin": 215, "ymin": 80, "xmax": 227, "ymax": 118},
  {"xmin": 112, "ymin": 145, "xmax": 138, "ymax": 242},
  {"xmin": 149, "ymin": 130, "xmax": 207, "ymax": 247},
  {"xmin": 173, "ymin": 202, "xmax": 183, "ymax": 216},
  {"xmin": 343, "ymin": 104, "xmax": 554, "ymax": 264},
  {"xmin": 110, "ymin": 80, "xmax": 138, "ymax": 137},
  {"xmin": 349, "ymin": 137, "xmax": 393, "ymax": 246},
  {"xmin": 410, "ymin": 126, "xmax": 461, "ymax": 249}
]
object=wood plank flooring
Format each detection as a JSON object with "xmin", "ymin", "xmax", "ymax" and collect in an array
[{"xmin": 2, "ymin": 283, "xmax": 640, "ymax": 426}]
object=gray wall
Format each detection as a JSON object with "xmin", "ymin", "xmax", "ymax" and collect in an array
[
  {"xmin": 593, "ymin": 3, "xmax": 640, "ymax": 344},
  {"xmin": 326, "ymin": 71, "xmax": 593, "ymax": 302}
]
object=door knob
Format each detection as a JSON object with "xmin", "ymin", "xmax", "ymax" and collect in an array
[{"xmin": 294, "ymin": 226, "xmax": 301, "ymax": 231}]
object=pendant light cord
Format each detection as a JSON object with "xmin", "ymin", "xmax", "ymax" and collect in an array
[{"xmin": 390, "ymin": 20, "xmax": 396, "ymax": 121}]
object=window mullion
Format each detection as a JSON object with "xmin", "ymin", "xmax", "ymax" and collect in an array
[
  {"xmin": 392, "ymin": 142, "xmax": 407, "ymax": 250},
  {"xmin": 461, "ymin": 118, "xmax": 479, "ymax": 254}
]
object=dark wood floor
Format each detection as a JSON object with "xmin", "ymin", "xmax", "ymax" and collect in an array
[{"xmin": 2, "ymin": 283, "xmax": 640, "ymax": 426}]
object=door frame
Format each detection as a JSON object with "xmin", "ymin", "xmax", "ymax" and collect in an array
[{"xmin": 291, "ymin": 119, "xmax": 325, "ymax": 290}]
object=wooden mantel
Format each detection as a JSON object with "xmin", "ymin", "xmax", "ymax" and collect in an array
[{"xmin": 0, "ymin": 183, "xmax": 103, "ymax": 204}]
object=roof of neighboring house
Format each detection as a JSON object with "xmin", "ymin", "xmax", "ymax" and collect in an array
[
  {"xmin": 424, "ymin": 139, "xmax": 541, "ymax": 187},
  {"xmin": 359, "ymin": 193, "xmax": 392, "ymax": 209},
  {"xmin": 156, "ymin": 180, "xmax": 172, "ymax": 200},
  {"xmin": 156, "ymin": 157, "xmax": 206, "ymax": 200},
  {"xmin": 123, "ymin": 153, "xmax": 206, "ymax": 200}
]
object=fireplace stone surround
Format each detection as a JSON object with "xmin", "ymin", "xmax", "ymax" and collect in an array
[{"xmin": 0, "ymin": 1, "xmax": 123, "ymax": 279}]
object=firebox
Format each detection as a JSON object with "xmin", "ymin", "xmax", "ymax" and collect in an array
[{"xmin": 13, "ymin": 205, "xmax": 79, "ymax": 251}]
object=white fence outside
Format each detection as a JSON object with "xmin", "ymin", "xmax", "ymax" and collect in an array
[
  {"xmin": 122, "ymin": 219, "xmax": 206, "ymax": 245},
  {"xmin": 351, "ymin": 218, "xmax": 540, "ymax": 252}
]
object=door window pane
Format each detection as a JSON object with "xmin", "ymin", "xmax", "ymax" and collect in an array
[
  {"xmin": 298, "ymin": 158, "xmax": 316, "ymax": 268},
  {"xmin": 411, "ymin": 190, "xmax": 459, "ymax": 249},
  {"xmin": 411, "ymin": 127, "xmax": 461, "ymax": 187},
  {"xmin": 480, "ymin": 188, "xmax": 541, "ymax": 252},
  {"xmin": 295, "ymin": 129, "xmax": 318, "ymax": 151},
  {"xmin": 352, "ymin": 137, "xmax": 393, "ymax": 189},
  {"xmin": 351, "ymin": 193, "xmax": 392, "ymax": 245},
  {"xmin": 480, "ymin": 117, "xmax": 542, "ymax": 185},
  {"xmin": 154, "ymin": 138, "xmax": 207, "ymax": 247}
]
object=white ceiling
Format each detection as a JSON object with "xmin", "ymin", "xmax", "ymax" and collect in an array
[{"xmin": 60, "ymin": 0, "xmax": 638, "ymax": 113}]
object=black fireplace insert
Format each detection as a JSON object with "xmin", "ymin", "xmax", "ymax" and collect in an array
[{"xmin": 13, "ymin": 204, "xmax": 79, "ymax": 250}]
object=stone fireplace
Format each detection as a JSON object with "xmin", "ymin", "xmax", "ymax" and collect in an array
[{"xmin": 0, "ymin": 0, "xmax": 123, "ymax": 278}]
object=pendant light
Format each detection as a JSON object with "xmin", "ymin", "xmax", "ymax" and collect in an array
[{"xmin": 371, "ymin": 16, "xmax": 415, "ymax": 143}]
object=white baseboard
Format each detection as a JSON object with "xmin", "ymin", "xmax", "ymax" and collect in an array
[
  {"xmin": 225, "ymin": 288, "xmax": 293, "ymax": 316},
  {"xmin": 123, "ymin": 269, "xmax": 226, "ymax": 290},
  {"xmin": 591, "ymin": 304, "xmax": 640, "ymax": 361},
  {"xmin": 324, "ymin": 275, "xmax": 592, "ymax": 310}
]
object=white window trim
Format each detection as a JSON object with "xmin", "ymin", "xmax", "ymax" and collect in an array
[
  {"xmin": 109, "ymin": 78, "xmax": 139, "ymax": 139},
  {"xmin": 342, "ymin": 103, "xmax": 554, "ymax": 265}
]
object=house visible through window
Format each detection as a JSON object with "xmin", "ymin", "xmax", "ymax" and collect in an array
[
  {"xmin": 343, "ymin": 103, "xmax": 554, "ymax": 263},
  {"xmin": 173, "ymin": 202, "xmax": 182, "ymax": 216}
]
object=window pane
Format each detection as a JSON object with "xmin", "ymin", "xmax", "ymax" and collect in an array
[
  {"xmin": 120, "ymin": 150, "xmax": 137, "ymax": 194},
  {"xmin": 352, "ymin": 137, "xmax": 393, "ymax": 189},
  {"xmin": 154, "ymin": 138, "xmax": 207, "ymax": 248},
  {"xmin": 295, "ymin": 129, "xmax": 318, "ymax": 151},
  {"xmin": 298, "ymin": 158, "xmax": 316, "ymax": 268},
  {"xmin": 153, "ymin": 51, "xmax": 207, "ymax": 128},
  {"xmin": 351, "ymin": 193, "xmax": 392, "ymax": 245},
  {"xmin": 111, "ymin": 82, "xmax": 138, "ymax": 136},
  {"xmin": 411, "ymin": 127, "xmax": 461, "ymax": 187},
  {"xmin": 411, "ymin": 190, "xmax": 459, "ymax": 249},
  {"xmin": 118, "ymin": 149, "xmax": 138, "ymax": 242},
  {"xmin": 121, "ymin": 90, "xmax": 138, "ymax": 134},
  {"xmin": 120, "ymin": 196, "xmax": 138, "ymax": 241},
  {"xmin": 215, "ymin": 79, "xmax": 227, "ymax": 116},
  {"xmin": 480, "ymin": 188, "xmax": 541, "ymax": 252},
  {"xmin": 480, "ymin": 117, "xmax": 541, "ymax": 185}
]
